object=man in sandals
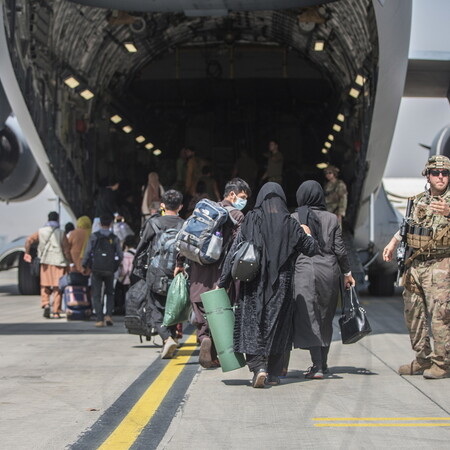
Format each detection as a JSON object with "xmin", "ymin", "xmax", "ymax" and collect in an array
[
  {"xmin": 383, "ymin": 155, "xmax": 450, "ymax": 379},
  {"xmin": 24, "ymin": 211, "xmax": 72, "ymax": 319}
]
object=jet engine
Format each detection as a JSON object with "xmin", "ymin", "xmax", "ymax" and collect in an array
[{"xmin": 0, "ymin": 115, "xmax": 46, "ymax": 202}]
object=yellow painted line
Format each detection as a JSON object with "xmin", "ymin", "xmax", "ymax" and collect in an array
[
  {"xmin": 98, "ymin": 332, "xmax": 198, "ymax": 450},
  {"xmin": 313, "ymin": 417, "xmax": 450, "ymax": 421},
  {"xmin": 315, "ymin": 423, "xmax": 450, "ymax": 427}
]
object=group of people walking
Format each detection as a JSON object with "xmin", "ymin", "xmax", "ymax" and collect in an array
[
  {"xmin": 23, "ymin": 153, "xmax": 449, "ymax": 385},
  {"xmin": 216, "ymin": 180, "xmax": 354, "ymax": 387},
  {"xmin": 24, "ymin": 212, "xmax": 128, "ymax": 326}
]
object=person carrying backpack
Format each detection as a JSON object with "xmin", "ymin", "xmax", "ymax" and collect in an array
[
  {"xmin": 175, "ymin": 178, "xmax": 251, "ymax": 368},
  {"xmin": 135, "ymin": 190, "xmax": 184, "ymax": 359},
  {"xmin": 82, "ymin": 214, "xmax": 123, "ymax": 327}
]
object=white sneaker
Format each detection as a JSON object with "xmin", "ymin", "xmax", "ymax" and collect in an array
[{"xmin": 161, "ymin": 337, "xmax": 178, "ymax": 359}]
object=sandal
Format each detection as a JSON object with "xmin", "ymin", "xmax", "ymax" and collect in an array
[
  {"xmin": 51, "ymin": 313, "xmax": 61, "ymax": 319},
  {"xmin": 252, "ymin": 369, "xmax": 267, "ymax": 388}
]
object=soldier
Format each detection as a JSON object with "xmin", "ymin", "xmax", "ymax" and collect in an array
[
  {"xmin": 323, "ymin": 165, "xmax": 347, "ymax": 225},
  {"xmin": 383, "ymin": 155, "xmax": 450, "ymax": 379}
]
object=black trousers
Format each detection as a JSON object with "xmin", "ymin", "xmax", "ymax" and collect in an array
[
  {"xmin": 309, "ymin": 346, "xmax": 330, "ymax": 368},
  {"xmin": 246, "ymin": 353, "xmax": 284, "ymax": 376},
  {"xmin": 147, "ymin": 290, "xmax": 176, "ymax": 341}
]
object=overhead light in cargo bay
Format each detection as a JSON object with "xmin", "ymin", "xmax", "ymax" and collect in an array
[
  {"xmin": 321, "ymin": 148, "xmax": 328, "ymax": 154},
  {"xmin": 316, "ymin": 162, "xmax": 328, "ymax": 169},
  {"xmin": 349, "ymin": 88, "xmax": 360, "ymax": 98},
  {"xmin": 332, "ymin": 124, "xmax": 342, "ymax": 132},
  {"xmin": 124, "ymin": 42, "xmax": 138, "ymax": 53},
  {"xmin": 135, "ymin": 135, "xmax": 145, "ymax": 143},
  {"xmin": 110, "ymin": 115, "xmax": 122, "ymax": 124},
  {"xmin": 153, "ymin": 149, "xmax": 162, "ymax": 156},
  {"xmin": 314, "ymin": 40, "xmax": 325, "ymax": 51},
  {"xmin": 355, "ymin": 74, "xmax": 366, "ymax": 86},
  {"xmin": 63, "ymin": 76, "xmax": 80, "ymax": 89},
  {"xmin": 145, "ymin": 142, "xmax": 154, "ymax": 150},
  {"xmin": 324, "ymin": 141, "xmax": 332, "ymax": 149},
  {"xmin": 122, "ymin": 125, "xmax": 133, "ymax": 133},
  {"xmin": 337, "ymin": 113, "xmax": 345, "ymax": 122},
  {"xmin": 328, "ymin": 134, "xmax": 334, "ymax": 141},
  {"xmin": 79, "ymin": 89, "xmax": 94, "ymax": 100}
]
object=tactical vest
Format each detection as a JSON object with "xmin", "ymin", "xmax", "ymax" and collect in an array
[{"xmin": 406, "ymin": 188, "xmax": 450, "ymax": 253}]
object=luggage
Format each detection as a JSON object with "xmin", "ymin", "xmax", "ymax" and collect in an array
[
  {"xmin": 176, "ymin": 199, "xmax": 236, "ymax": 265},
  {"xmin": 63, "ymin": 285, "xmax": 92, "ymax": 320},
  {"xmin": 113, "ymin": 280, "xmax": 127, "ymax": 315},
  {"xmin": 59, "ymin": 272, "xmax": 89, "ymax": 291},
  {"xmin": 90, "ymin": 232, "xmax": 120, "ymax": 275},
  {"xmin": 146, "ymin": 218, "xmax": 183, "ymax": 295},
  {"xmin": 163, "ymin": 273, "xmax": 190, "ymax": 327},
  {"xmin": 200, "ymin": 288, "xmax": 246, "ymax": 372},
  {"xmin": 113, "ymin": 219, "xmax": 134, "ymax": 242},
  {"xmin": 124, "ymin": 279, "xmax": 153, "ymax": 339}
]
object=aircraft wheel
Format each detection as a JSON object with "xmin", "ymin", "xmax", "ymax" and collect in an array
[{"xmin": 18, "ymin": 252, "xmax": 40, "ymax": 295}]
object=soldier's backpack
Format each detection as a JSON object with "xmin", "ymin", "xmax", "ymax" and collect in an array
[
  {"xmin": 90, "ymin": 232, "xmax": 119, "ymax": 275},
  {"xmin": 176, "ymin": 199, "xmax": 237, "ymax": 265},
  {"xmin": 146, "ymin": 217, "xmax": 184, "ymax": 295}
]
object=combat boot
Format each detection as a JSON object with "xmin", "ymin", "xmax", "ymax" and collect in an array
[
  {"xmin": 423, "ymin": 364, "xmax": 450, "ymax": 379},
  {"xmin": 398, "ymin": 359, "xmax": 432, "ymax": 375}
]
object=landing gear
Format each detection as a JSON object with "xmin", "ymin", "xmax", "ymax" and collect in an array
[{"xmin": 18, "ymin": 252, "xmax": 40, "ymax": 295}]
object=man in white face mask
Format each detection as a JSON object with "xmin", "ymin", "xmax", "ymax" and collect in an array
[{"xmin": 175, "ymin": 177, "xmax": 251, "ymax": 368}]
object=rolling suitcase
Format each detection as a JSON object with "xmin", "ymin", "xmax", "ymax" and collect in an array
[{"xmin": 63, "ymin": 285, "xmax": 92, "ymax": 320}]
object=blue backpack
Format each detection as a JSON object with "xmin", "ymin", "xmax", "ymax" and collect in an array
[{"xmin": 176, "ymin": 199, "xmax": 237, "ymax": 265}]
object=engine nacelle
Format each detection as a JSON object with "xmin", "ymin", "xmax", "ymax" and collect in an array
[{"xmin": 0, "ymin": 115, "xmax": 46, "ymax": 202}]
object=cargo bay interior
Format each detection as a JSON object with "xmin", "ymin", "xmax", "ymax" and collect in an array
[{"xmin": 4, "ymin": 0, "xmax": 378, "ymax": 226}]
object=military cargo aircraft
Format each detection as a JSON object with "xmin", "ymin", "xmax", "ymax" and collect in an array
[{"xmin": 1, "ymin": 0, "xmax": 447, "ymax": 296}]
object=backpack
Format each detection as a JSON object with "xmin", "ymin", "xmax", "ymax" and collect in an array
[
  {"xmin": 91, "ymin": 232, "xmax": 119, "ymax": 275},
  {"xmin": 146, "ymin": 217, "xmax": 184, "ymax": 295},
  {"xmin": 176, "ymin": 199, "xmax": 237, "ymax": 265},
  {"xmin": 124, "ymin": 279, "xmax": 153, "ymax": 340},
  {"xmin": 133, "ymin": 213, "xmax": 161, "ymax": 280}
]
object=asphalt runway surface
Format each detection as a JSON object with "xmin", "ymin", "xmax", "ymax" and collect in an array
[{"xmin": 1, "ymin": 270, "xmax": 449, "ymax": 449}]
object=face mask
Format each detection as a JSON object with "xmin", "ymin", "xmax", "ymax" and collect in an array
[{"xmin": 233, "ymin": 197, "xmax": 247, "ymax": 210}]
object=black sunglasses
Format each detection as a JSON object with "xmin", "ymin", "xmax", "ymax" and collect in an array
[{"xmin": 429, "ymin": 169, "xmax": 449, "ymax": 177}]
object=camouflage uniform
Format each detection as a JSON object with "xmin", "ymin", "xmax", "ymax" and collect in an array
[
  {"xmin": 403, "ymin": 162, "xmax": 450, "ymax": 371},
  {"xmin": 324, "ymin": 179, "xmax": 347, "ymax": 217}
]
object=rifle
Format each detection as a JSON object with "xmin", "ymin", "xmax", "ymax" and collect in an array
[{"xmin": 396, "ymin": 197, "xmax": 413, "ymax": 286}]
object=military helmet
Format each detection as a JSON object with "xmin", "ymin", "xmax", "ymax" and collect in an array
[{"xmin": 421, "ymin": 155, "xmax": 450, "ymax": 176}]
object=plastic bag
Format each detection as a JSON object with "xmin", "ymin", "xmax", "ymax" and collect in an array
[
  {"xmin": 113, "ymin": 220, "xmax": 134, "ymax": 242},
  {"xmin": 163, "ymin": 273, "xmax": 190, "ymax": 327}
]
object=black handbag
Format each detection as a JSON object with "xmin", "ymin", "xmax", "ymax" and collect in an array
[
  {"xmin": 231, "ymin": 241, "xmax": 260, "ymax": 282},
  {"xmin": 338, "ymin": 285, "xmax": 372, "ymax": 344},
  {"xmin": 30, "ymin": 257, "xmax": 40, "ymax": 277}
]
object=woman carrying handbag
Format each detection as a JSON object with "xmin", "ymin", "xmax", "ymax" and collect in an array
[{"xmin": 291, "ymin": 181, "xmax": 355, "ymax": 379}]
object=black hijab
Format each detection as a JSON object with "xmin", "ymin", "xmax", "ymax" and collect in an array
[
  {"xmin": 296, "ymin": 180, "xmax": 326, "ymax": 249},
  {"xmin": 240, "ymin": 182, "xmax": 301, "ymax": 314}
]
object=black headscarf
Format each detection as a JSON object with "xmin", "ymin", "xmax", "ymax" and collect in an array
[
  {"xmin": 296, "ymin": 180, "xmax": 326, "ymax": 249},
  {"xmin": 240, "ymin": 182, "xmax": 301, "ymax": 316}
]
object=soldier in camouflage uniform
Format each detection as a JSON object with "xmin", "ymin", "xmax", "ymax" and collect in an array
[
  {"xmin": 383, "ymin": 155, "xmax": 450, "ymax": 379},
  {"xmin": 323, "ymin": 165, "xmax": 347, "ymax": 225}
]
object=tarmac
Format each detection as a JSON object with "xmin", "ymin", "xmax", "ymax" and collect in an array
[{"xmin": 0, "ymin": 269, "xmax": 449, "ymax": 450}]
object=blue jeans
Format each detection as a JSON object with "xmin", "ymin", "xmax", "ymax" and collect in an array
[{"xmin": 91, "ymin": 272, "xmax": 114, "ymax": 321}]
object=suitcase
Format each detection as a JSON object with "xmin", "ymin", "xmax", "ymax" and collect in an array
[{"xmin": 63, "ymin": 285, "xmax": 92, "ymax": 320}]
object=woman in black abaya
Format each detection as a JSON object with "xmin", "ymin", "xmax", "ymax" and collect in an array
[
  {"xmin": 219, "ymin": 182, "xmax": 318, "ymax": 388},
  {"xmin": 292, "ymin": 180, "xmax": 355, "ymax": 379}
]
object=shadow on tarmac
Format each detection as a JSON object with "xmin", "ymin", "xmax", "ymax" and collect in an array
[{"xmin": 0, "ymin": 322, "xmax": 130, "ymax": 335}]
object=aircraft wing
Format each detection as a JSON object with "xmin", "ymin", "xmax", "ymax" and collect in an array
[{"xmin": 404, "ymin": 51, "xmax": 450, "ymax": 99}]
